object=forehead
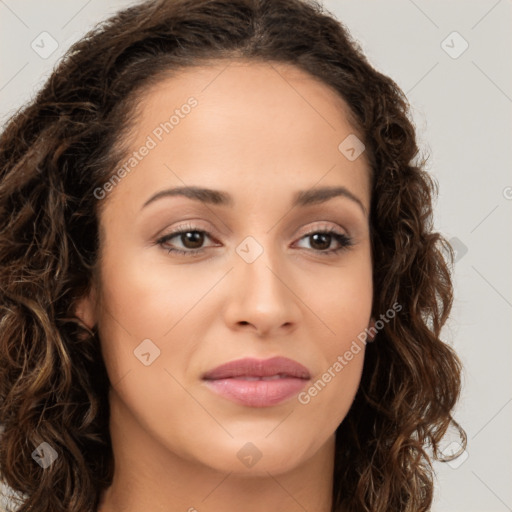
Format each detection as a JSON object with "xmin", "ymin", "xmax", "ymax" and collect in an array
[
  {"xmin": 102, "ymin": 59, "xmax": 370, "ymax": 215},
  {"xmin": 135, "ymin": 58, "xmax": 361, "ymax": 136}
]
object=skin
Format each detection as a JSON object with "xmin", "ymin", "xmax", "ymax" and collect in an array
[{"xmin": 76, "ymin": 59, "xmax": 374, "ymax": 512}]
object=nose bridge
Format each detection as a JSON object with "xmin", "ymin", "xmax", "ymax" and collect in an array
[
  {"xmin": 236, "ymin": 232, "xmax": 287, "ymax": 300},
  {"xmin": 228, "ymin": 231, "xmax": 299, "ymax": 332}
]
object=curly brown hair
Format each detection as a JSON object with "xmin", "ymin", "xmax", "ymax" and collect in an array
[{"xmin": 0, "ymin": 0, "xmax": 465, "ymax": 510}]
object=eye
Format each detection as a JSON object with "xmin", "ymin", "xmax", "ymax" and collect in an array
[
  {"xmin": 155, "ymin": 223, "xmax": 353, "ymax": 257},
  {"xmin": 155, "ymin": 223, "xmax": 219, "ymax": 256},
  {"xmin": 294, "ymin": 226, "xmax": 353, "ymax": 255}
]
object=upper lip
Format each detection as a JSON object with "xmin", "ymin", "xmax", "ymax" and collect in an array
[{"xmin": 202, "ymin": 356, "xmax": 311, "ymax": 380}]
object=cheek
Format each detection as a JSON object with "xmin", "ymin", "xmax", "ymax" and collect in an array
[
  {"xmin": 298, "ymin": 348, "xmax": 365, "ymax": 437},
  {"xmin": 307, "ymin": 255, "xmax": 373, "ymax": 337},
  {"xmin": 297, "ymin": 257, "xmax": 372, "ymax": 419},
  {"xmin": 98, "ymin": 246, "xmax": 203, "ymax": 334},
  {"xmin": 298, "ymin": 280, "xmax": 370, "ymax": 427},
  {"xmin": 95, "ymin": 255, "xmax": 185, "ymax": 381},
  {"xmin": 94, "ymin": 259, "xmax": 204, "ymax": 445}
]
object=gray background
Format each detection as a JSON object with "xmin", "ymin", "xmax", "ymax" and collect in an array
[{"xmin": 1, "ymin": 1, "xmax": 511, "ymax": 511}]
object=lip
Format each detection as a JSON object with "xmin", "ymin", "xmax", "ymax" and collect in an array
[{"xmin": 202, "ymin": 356, "xmax": 311, "ymax": 407}]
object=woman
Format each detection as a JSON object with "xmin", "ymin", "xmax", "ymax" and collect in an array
[{"xmin": 0, "ymin": 0, "xmax": 465, "ymax": 510}]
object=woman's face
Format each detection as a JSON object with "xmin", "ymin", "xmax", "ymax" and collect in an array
[{"xmin": 77, "ymin": 60, "xmax": 373, "ymax": 476}]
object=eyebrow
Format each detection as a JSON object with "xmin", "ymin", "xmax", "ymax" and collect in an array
[{"xmin": 142, "ymin": 185, "xmax": 367, "ymax": 215}]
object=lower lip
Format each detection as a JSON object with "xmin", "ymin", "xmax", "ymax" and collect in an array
[{"xmin": 204, "ymin": 377, "xmax": 309, "ymax": 407}]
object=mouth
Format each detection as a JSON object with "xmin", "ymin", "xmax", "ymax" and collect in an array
[{"xmin": 202, "ymin": 356, "xmax": 311, "ymax": 407}]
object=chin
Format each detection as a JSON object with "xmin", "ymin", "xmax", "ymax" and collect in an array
[{"xmin": 180, "ymin": 432, "xmax": 320, "ymax": 477}]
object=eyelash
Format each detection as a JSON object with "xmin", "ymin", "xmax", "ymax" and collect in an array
[{"xmin": 155, "ymin": 222, "xmax": 353, "ymax": 257}]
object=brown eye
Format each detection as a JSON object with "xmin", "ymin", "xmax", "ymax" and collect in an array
[
  {"xmin": 179, "ymin": 231, "xmax": 205, "ymax": 249},
  {"xmin": 308, "ymin": 232, "xmax": 332, "ymax": 251},
  {"xmin": 295, "ymin": 228, "xmax": 353, "ymax": 256},
  {"xmin": 156, "ymin": 225, "xmax": 216, "ymax": 255},
  {"xmin": 156, "ymin": 224, "xmax": 353, "ymax": 257}
]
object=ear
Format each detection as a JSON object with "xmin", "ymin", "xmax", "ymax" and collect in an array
[{"xmin": 74, "ymin": 284, "xmax": 98, "ymax": 331}]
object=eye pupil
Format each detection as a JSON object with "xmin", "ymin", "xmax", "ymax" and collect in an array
[
  {"xmin": 182, "ymin": 231, "xmax": 204, "ymax": 249},
  {"xmin": 310, "ymin": 233, "xmax": 331, "ymax": 251}
]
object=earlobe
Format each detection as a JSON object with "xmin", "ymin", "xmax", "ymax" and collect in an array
[{"xmin": 74, "ymin": 285, "xmax": 98, "ymax": 331}]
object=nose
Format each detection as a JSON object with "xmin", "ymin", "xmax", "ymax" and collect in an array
[{"xmin": 223, "ymin": 237, "xmax": 301, "ymax": 338}]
